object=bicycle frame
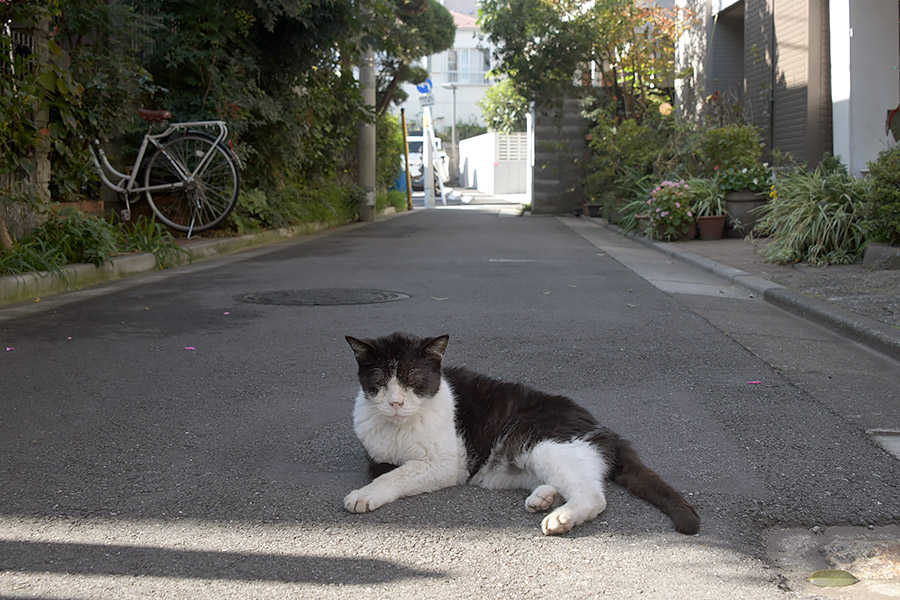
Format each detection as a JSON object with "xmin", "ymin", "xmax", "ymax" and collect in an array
[{"xmin": 88, "ymin": 120, "xmax": 229, "ymax": 197}]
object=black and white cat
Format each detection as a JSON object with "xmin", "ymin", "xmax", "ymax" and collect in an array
[{"xmin": 344, "ymin": 332, "xmax": 700, "ymax": 536}]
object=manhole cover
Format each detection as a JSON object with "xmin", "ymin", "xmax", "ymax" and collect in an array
[{"xmin": 234, "ymin": 288, "xmax": 410, "ymax": 306}]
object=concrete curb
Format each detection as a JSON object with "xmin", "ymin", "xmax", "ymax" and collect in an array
[
  {"xmin": 0, "ymin": 222, "xmax": 336, "ymax": 307},
  {"xmin": 593, "ymin": 218, "xmax": 900, "ymax": 362}
]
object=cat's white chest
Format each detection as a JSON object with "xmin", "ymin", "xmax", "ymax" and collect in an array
[{"xmin": 353, "ymin": 379, "xmax": 469, "ymax": 482}]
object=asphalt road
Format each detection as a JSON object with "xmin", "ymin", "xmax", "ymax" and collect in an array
[{"xmin": 2, "ymin": 207, "xmax": 899, "ymax": 599}]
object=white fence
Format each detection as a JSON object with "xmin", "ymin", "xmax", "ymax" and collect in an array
[{"xmin": 458, "ymin": 132, "xmax": 528, "ymax": 195}]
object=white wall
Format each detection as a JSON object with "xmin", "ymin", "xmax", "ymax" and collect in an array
[
  {"xmin": 674, "ymin": 0, "xmax": 711, "ymax": 118},
  {"xmin": 830, "ymin": 0, "xmax": 900, "ymax": 175},
  {"xmin": 459, "ymin": 132, "xmax": 527, "ymax": 194}
]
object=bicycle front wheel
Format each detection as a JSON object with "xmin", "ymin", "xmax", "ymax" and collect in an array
[{"xmin": 144, "ymin": 133, "xmax": 240, "ymax": 233}]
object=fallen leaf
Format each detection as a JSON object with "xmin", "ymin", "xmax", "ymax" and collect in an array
[
  {"xmin": 808, "ymin": 569, "xmax": 859, "ymax": 587},
  {"xmin": 567, "ymin": 284, "xmax": 579, "ymax": 288},
  {"xmin": 542, "ymin": 291, "xmax": 551, "ymax": 295},
  {"xmin": 34, "ymin": 297, "xmax": 40, "ymax": 302},
  {"xmin": 184, "ymin": 346, "xmax": 196, "ymax": 351}
]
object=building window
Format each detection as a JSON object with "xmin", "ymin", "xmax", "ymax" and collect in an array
[{"xmin": 446, "ymin": 48, "xmax": 490, "ymax": 84}]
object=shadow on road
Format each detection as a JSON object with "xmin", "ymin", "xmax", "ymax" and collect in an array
[{"xmin": 0, "ymin": 539, "xmax": 444, "ymax": 585}]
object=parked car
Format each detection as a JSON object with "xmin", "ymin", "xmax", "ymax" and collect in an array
[{"xmin": 406, "ymin": 131, "xmax": 450, "ymax": 190}]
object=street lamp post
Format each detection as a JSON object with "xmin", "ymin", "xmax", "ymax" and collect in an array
[{"xmin": 440, "ymin": 82, "xmax": 458, "ymax": 186}]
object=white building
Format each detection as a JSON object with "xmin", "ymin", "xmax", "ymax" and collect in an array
[{"xmin": 396, "ymin": 10, "xmax": 494, "ymax": 133}]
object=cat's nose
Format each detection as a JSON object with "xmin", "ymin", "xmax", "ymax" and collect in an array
[{"xmin": 390, "ymin": 400, "xmax": 404, "ymax": 409}]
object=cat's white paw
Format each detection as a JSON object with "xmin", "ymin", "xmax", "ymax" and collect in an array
[
  {"xmin": 525, "ymin": 484, "xmax": 558, "ymax": 513},
  {"xmin": 344, "ymin": 487, "xmax": 390, "ymax": 513},
  {"xmin": 541, "ymin": 506, "xmax": 576, "ymax": 535}
]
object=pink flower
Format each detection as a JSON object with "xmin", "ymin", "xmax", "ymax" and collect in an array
[{"xmin": 675, "ymin": 202, "xmax": 681, "ymax": 208}]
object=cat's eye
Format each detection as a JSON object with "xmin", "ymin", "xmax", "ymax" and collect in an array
[
  {"xmin": 402, "ymin": 368, "xmax": 424, "ymax": 386},
  {"xmin": 366, "ymin": 369, "xmax": 387, "ymax": 389}
]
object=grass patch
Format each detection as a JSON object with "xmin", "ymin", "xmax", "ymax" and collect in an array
[{"xmin": 0, "ymin": 208, "xmax": 189, "ymax": 276}]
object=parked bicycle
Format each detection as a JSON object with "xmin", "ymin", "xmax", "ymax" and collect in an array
[{"xmin": 88, "ymin": 108, "xmax": 241, "ymax": 236}]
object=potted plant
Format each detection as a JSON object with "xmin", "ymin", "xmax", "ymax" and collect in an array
[
  {"xmin": 583, "ymin": 198, "xmax": 604, "ymax": 218},
  {"xmin": 645, "ymin": 179, "xmax": 696, "ymax": 241},
  {"xmin": 715, "ymin": 164, "xmax": 772, "ymax": 237},
  {"xmin": 687, "ymin": 177, "xmax": 727, "ymax": 240}
]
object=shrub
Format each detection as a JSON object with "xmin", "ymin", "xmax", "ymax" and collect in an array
[
  {"xmin": 714, "ymin": 164, "xmax": 772, "ymax": 194},
  {"xmin": 376, "ymin": 114, "xmax": 405, "ymax": 194},
  {"xmin": 377, "ymin": 190, "xmax": 408, "ymax": 212},
  {"xmin": 697, "ymin": 124, "xmax": 764, "ymax": 174},
  {"xmin": 645, "ymin": 180, "xmax": 695, "ymax": 240},
  {"xmin": 0, "ymin": 208, "xmax": 186, "ymax": 274},
  {"xmin": 754, "ymin": 161, "xmax": 871, "ymax": 265},
  {"xmin": 35, "ymin": 208, "xmax": 119, "ymax": 267},
  {"xmin": 864, "ymin": 146, "xmax": 900, "ymax": 245},
  {"xmin": 117, "ymin": 215, "xmax": 189, "ymax": 270},
  {"xmin": 583, "ymin": 103, "xmax": 672, "ymax": 202}
]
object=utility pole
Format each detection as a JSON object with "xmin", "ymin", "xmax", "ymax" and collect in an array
[
  {"xmin": 440, "ymin": 83, "xmax": 458, "ymax": 186},
  {"xmin": 401, "ymin": 108, "xmax": 413, "ymax": 211},
  {"xmin": 423, "ymin": 107, "xmax": 435, "ymax": 208},
  {"xmin": 357, "ymin": 46, "xmax": 376, "ymax": 222}
]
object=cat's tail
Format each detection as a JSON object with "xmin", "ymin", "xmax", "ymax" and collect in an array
[{"xmin": 594, "ymin": 430, "xmax": 700, "ymax": 535}]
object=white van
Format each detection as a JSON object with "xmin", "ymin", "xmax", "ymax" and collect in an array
[{"xmin": 406, "ymin": 132, "xmax": 450, "ymax": 189}]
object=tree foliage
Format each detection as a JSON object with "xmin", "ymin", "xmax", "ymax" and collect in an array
[
  {"xmin": 479, "ymin": 79, "xmax": 528, "ymax": 133},
  {"xmin": 1, "ymin": 0, "xmax": 452, "ymax": 241},
  {"xmin": 479, "ymin": 0, "xmax": 692, "ymax": 115},
  {"xmin": 374, "ymin": 0, "xmax": 455, "ymax": 116}
]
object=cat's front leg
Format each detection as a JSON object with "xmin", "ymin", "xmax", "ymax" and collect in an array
[
  {"xmin": 344, "ymin": 485, "xmax": 395, "ymax": 513},
  {"xmin": 344, "ymin": 458, "xmax": 458, "ymax": 513}
]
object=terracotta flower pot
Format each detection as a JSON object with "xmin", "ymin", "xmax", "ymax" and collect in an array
[{"xmin": 697, "ymin": 215, "xmax": 726, "ymax": 240}]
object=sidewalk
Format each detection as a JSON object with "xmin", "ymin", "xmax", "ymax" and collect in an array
[{"xmin": 589, "ymin": 217, "xmax": 900, "ymax": 361}]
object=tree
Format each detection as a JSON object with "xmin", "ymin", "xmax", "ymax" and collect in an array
[
  {"xmin": 479, "ymin": 79, "xmax": 528, "ymax": 133},
  {"xmin": 478, "ymin": 0, "xmax": 592, "ymax": 105},
  {"xmin": 479, "ymin": 0, "xmax": 692, "ymax": 117},
  {"xmin": 373, "ymin": 0, "xmax": 455, "ymax": 116},
  {"xmin": 0, "ymin": 0, "xmax": 452, "ymax": 241}
]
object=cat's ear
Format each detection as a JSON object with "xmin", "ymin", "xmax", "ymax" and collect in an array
[
  {"xmin": 421, "ymin": 334, "xmax": 450, "ymax": 361},
  {"xmin": 345, "ymin": 336, "xmax": 374, "ymax": 363}
]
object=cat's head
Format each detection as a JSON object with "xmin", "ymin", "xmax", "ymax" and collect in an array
[{"xmin": 345, "ymin": 332, "xmax": 449, "ymax": 422}]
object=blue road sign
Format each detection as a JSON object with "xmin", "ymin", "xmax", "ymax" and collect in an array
[{"xmin": 416, "ymin": 79, "xmax": 433, "ymax": 94}]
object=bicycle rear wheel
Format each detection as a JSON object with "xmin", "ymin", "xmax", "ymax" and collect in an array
[{"xmin": 144, "ymin": 132, "xmax": 240, "ymax": 233}]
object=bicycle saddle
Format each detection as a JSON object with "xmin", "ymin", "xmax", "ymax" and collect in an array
[{"xmin": 137, "ymin": 108, "xmax": 172, "ymax": 122}]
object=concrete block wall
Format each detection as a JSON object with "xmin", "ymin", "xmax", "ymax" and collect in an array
[{"xmin": 530, "ymin": 96, "xmax": 589, "ymax": 215}]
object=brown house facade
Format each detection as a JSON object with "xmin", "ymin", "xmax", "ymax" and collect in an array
[{"xmin": 676, "ymin": 0, "xmax": 899, "ymax": 174}]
